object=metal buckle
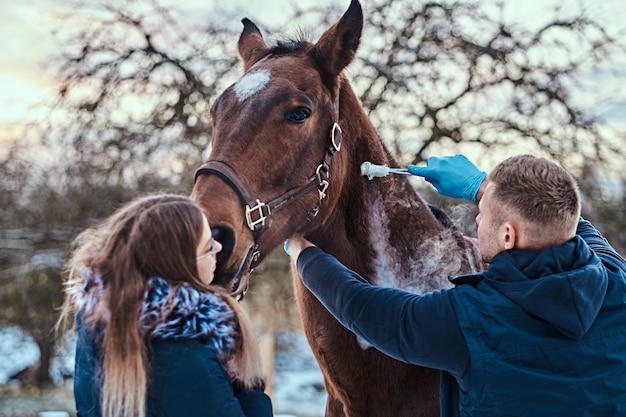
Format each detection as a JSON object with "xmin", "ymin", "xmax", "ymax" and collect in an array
[
  {"xmin": 331, "ymin": 123, "xmax": 342, "ymax": 152},
  {"xmin": 318, "ymin": 180, "xmax": 329, "ymax": 200},
  {"xmin": 249, "ymin": 250, "xmax": 260, "ymax": 272},
  {"xmin": 245, "ymin": 199, "xmax": 271, "ymax": 231},
  {"xmin": 316, "ymin": 163, "xmax": 328, "ymax": 180}
]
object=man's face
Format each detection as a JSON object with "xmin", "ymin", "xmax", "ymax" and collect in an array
[{"xmin": 475, "ymin": 183, "xmax": 506, "ymax": 264}]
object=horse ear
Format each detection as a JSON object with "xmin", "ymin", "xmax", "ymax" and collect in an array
[
  {"xmin": 238, "ymin": 18, "xmax": 268, "ymax": 72},
  {"xmin": 311, "ymin": 0, "xmax": 363, "ymax": 86}
]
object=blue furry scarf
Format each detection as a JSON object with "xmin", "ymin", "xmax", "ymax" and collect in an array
[{"xmin": 72, "ymin": 270, "xmax": 241, "ymax": 374}]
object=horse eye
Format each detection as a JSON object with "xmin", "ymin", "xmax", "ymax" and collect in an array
[{"xmin": 286, "ymin": 107, "xmax": 311, "ymax": 124}]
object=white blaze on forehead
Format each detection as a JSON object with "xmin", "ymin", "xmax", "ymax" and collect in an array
[{"xmin": 234, "ymin": 70, "xmax": 271, "ymax": 102}]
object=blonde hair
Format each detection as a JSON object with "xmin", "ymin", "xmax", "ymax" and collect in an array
[
  {"xmin": 60, "ymin": 194, "xmax": 264, "ymax": 417},
  {"xmin": 489, "ymin": 155, "xmax": 581, "ymax": 248}
]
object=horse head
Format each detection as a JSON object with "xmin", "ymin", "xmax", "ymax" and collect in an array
[
  {"xmin": 192, "ymin": 2, "xmax": 484, "ymax": 414},
  {"xmin": 192, "ymin": 0, "xmax": 364, "ymax": 298}
]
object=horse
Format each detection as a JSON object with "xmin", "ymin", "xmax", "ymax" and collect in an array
[{"xmin": 191, "ymin": 1, "xmax": 483, "ymax": 415}]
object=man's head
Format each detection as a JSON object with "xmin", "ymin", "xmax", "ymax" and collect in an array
[{"xmin": 476, "ymin": 155, "xmax": 581, "ymax": 263}]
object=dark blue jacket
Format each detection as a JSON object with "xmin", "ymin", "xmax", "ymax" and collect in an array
[
  {"xmin": 74, "ymin": 319, "xmax": 272, "ymax": 417},
  {"xmin": 72, "ymin": 275, "xmax": 272, "ymax": 417},
  {"xmin": 297, "ymin": 218, "xmax": 626, "ymax": 416}
]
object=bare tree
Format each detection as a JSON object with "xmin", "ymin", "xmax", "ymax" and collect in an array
[
  {"xmin": 0, "ymin": 0, "xmax": 281, "ymax": 388},
  {"xmin": 577, "ymin": 163, "xmax": 626, "ymax": 255},
  {"xmin": 36, "ymin": 0, "xmax": 626, "ymax": 179},
  {"xmin": 2, "ymin": 0, "xmax": 626, "ymax": 388},
  {"xmin": 0, "ymin": 140, "xmax": 139, "ymax": 387},
  {"xmin": 350, "ymin": 0, "xmax": 626, "ymax": 175},
  {"xmin": 41, "ymin": 0, "xmax": 248, "ymax": 188}
]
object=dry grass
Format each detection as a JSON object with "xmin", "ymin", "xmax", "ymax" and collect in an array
[{"xmin": 0, "ymin": 383, "xmax": 75, "ymax": 417}]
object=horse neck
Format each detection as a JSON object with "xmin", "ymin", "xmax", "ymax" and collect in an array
[{"xmin": 307, "ymin": 81, "xmax": 458, "ymax": 293}]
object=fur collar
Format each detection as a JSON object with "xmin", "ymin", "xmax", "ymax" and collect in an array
[{"xmin": 71, "ymin": 269, "xmax": 240, "ymax": 374}]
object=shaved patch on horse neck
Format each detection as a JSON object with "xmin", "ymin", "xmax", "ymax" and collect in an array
[
  {"xmin": 234, "ymin": 70, "xmax": 271, "ymax": 102},
  {"xmin": 368, "ymin": 197, "xmax": 456, "ymax": 294}
]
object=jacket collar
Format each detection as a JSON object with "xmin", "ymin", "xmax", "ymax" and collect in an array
[
  {"xmin": 72, "ymin": 269, "xmax": 241, "ymax": 369},
  {"xmin": 450, "ymin": 236, "xmax": 608, "ymax": 339}
]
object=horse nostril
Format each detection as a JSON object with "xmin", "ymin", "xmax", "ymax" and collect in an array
[{"xmin": 211, "ymin": 225, "xmax": 235, "ymax": 265}]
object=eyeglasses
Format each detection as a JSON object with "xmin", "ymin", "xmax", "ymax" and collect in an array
[{"xmin": 197, "ymin": 237, "xmax": 217, "ymax": 260}]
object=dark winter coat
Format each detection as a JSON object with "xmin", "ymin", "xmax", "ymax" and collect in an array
[
  {"xmin": 296, "ymin": 218, "xmax": 626, "ymax": 416},
  {"xmin": 72, "ymin": 275, "xmax": 272, "ymax": 417}
]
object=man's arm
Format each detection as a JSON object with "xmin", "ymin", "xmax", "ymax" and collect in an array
[
  {"xmin": 294, "ymin": 246, "xmax": 470, "ymax": 380},
  {"xmin": 577, "ymin": 218, "xmax": 626, "ymax": 272}
]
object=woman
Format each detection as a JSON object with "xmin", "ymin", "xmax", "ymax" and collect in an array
[{"xmin": 60, "ymin": 194, "xmax": 272, "ymax": 417}]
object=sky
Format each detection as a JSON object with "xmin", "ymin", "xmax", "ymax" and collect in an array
[
  {"xmin": 0, "ymin": 0, "xmax": 56, "ymax": 130},
  {"xmin": 0, "ymin": 0, "xmax": 335, "ymax": 142},
  {"xmin": 0, "ymin": 0, "xmax": 625, "ymax": 143}
]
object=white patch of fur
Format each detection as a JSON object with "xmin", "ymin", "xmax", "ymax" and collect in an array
[
  {"xmin": 368, "ymin": 197, "xmax": 458, "ymax": 295},
  {"xmin": 356, "ymin": 193, "xmax": 474, "ymax": 351},
  {"xmin": 234, "ymin": 70, "xmax": 271, "ymax": 102},
  {"xmin": 368, "ymin": 199, "xmax": 398, "ymax": 289},
  {"xmin": 403, "ymin": 233, "xmax": 461, "ymax": 293},
  {"xmin": 465, "ymin": 245, "xmax": 480, "ymax": 273}
]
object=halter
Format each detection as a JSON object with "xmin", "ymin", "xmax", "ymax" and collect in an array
[{"xmin": 193, "ymin": 121, "xmax": 343, "ymax": 277}]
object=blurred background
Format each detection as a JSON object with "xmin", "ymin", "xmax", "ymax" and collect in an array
[{"xmin": 1, "ymin": 0, "xmax": 625, "ymax": 415}]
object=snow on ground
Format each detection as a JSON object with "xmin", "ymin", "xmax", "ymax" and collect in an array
[
  {"xmin": 0, "ymin": 327, "xmax": 40, "ymax": 384},
  {"xmin": 273, "ymin": 332, "xmax": 327, "ymax": 416},
  {"xmin": 0, "ymin": 327, "xmax": 75, "ymax": 385}
]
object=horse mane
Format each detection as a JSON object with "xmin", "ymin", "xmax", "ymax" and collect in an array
[{"xmin": 267, "ymin": 39, "xmax": 309, "ymax": 55}]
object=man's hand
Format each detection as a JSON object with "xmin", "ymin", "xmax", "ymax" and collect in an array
[
  {"xmin": 284, "ymin": 235, "xmax": 315, "ymax": 260},
  {"xmin": 408, "ymin": 154, "xmax": 486, "ymax": 202}
]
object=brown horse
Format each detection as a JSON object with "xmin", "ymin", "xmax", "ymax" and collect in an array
[{"xmin": 191, "ymin": 1, "xmax": 483, "ymax": 415}]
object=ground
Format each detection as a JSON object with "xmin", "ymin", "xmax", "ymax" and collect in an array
[{"xmin": 0, "ymin": 383, "xmax": 74, "ymax": 417}]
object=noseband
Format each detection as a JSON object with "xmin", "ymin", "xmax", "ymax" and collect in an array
[{"xmin": 193, "ymin": 122, "xmax": 342, "ymax": 283}]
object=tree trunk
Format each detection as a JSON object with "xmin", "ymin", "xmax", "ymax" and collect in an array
[{"xmin": 30, "ymin": 337, "xmax": 55, "ymax": 388}]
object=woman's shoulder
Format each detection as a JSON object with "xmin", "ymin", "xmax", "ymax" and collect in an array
[
  {"xmin": 149, "ymin": 338, "xmax": 232, "ymax": 395},
  {"xmin": 149, "ymin": 338, "xmax": 225, "ymax": 374},
  {"xmin": 150, "ymin": 338, "xmax": 220, "ymax": 358},
  {"xmin": 147, "ymin": 339, "xmax": 243, "ymax": 415}
]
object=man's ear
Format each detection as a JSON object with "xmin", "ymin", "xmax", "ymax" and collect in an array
[{"xmin": 502, "ymin": 222, "xmax": 517, "ymax": 250}]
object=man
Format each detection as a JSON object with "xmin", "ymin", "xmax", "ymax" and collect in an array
[{"xmin": 286, "ymin": 154, "xmax": 626, "ymax": 416}]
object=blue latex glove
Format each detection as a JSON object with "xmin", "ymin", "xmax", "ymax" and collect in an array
[{"xmin": 407, "ymin": 155, "xmax": 486, "ymax": 201}]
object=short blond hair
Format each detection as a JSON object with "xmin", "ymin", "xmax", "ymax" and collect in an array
[{"xmin": 489, "ymin": 155, "xmax": 580, "ymax": 248}]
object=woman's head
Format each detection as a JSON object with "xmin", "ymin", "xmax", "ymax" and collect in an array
[
  {"xmin": 64, "ymin": 194, "xmax": 239, "ymax": 417},
  {"xmin": 79, "ymin": 194, "xmax": 220, "ymax": 292},
  {"xmin": 128, "ymin": 196, "xmax": 203, "ymax": 283},
  {"xmin": 118, "ymin": 195, "xmax": 220, "ymax": 288}
]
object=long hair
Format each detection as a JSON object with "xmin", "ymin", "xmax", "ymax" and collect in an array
[{"xmin": 61, "ymin": 194, "xmax": 264, "ymax": 417}]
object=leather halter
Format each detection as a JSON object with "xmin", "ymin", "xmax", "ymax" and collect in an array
[{"xmin": 193, "ymin": 122, "xmax": 343, "ymax": 274}]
